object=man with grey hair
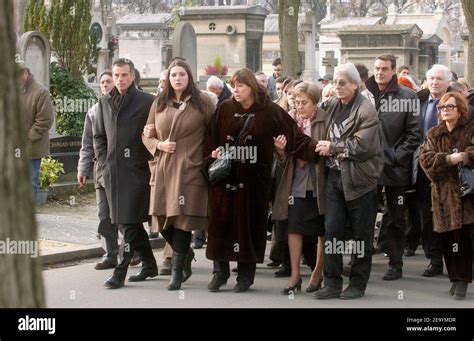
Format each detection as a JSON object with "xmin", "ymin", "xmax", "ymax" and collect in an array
[
  {"xmin": 206, "ymin": 75, "xmax": 231, "ymax": 106},
  {"xmin": 314, "ymin": 62, "xmax": 384, "ymax": 299},
  {"xmin": 414, "ymin": 64, "xmax": 452, "ymax": 278},
  {"xmin": 19, "ymin": 63, "xmax": 54, "ymax": 199}
]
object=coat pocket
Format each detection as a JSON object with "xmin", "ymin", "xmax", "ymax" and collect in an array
[
  {"xmin": 148, "ymin": 159, "xmax": 158, "ymax": 185},
  {"xmin": 350, "ymin": 159, "xmax": 379, "ymax": 189}
]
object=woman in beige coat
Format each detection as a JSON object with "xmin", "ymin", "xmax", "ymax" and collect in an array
[{"xmin": 142, "ymin": 59, "xmax": 215, "ymax": 290}]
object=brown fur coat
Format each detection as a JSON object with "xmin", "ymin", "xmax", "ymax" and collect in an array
[{"xmin": 419, "ymin": 119, "xmax": 474, "ymax": 233}]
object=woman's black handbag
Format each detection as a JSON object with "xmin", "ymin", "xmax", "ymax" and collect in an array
[
  {"xmin": 208, "ymin": 113, "xmax": 253, "ymax": 185},
  {"xmin": 459, "ymin": 164, "xmax": 474, "ymax": 197}
]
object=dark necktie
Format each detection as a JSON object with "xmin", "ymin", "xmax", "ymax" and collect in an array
[{"xmin": 424, "ymin": 99, "xmax": 439, "ymax": 135}]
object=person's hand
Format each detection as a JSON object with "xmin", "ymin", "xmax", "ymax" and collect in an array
[
  {"xmin": 77, "ymin": 174, "xmax": 87, "ymax": 188},
  {"xmin": 211, "ymin": 148, "xmax": 221, "ymax": 158},
  {"xmin": 273, "ymin": 135, "xmax": 287, "ymax": 158},
  {"xmin": 159, "ymin": 139, "xmax": 177, "ymax": 153},
  {"xmin": 316, "ymin": 140, "xmax": 331, "ymax": 156},
  {"xmin": 450, "ymin": 152, "xmax": 464, "ymax": 165},
  {"xmin": 274, "ymin": 135, "xmax": 287, "ymax": 151},
  {"xmin": 143, "ymin": 124, "xmax": 156, "ymax": 138}
]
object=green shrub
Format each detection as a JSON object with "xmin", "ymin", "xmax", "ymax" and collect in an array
[
  {"xmin": 39, "ymin": 157, "xmax": 65, "ymax": 190},
  {"xmin": 50, "ymin": 62, "xmax": 97, "ymax": 136}
]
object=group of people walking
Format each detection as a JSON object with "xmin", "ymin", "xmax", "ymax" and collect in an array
[{"xmin": 75, "ymin": 54, "xmax": 472, "ymax": 300}]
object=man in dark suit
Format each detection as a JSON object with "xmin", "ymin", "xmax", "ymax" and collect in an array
[{"xmin": 94, "ymin": 58, "xmax": 157, "ymax": 289}]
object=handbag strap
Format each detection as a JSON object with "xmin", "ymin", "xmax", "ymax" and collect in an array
[{"xmin": 233, "ymin": 113, "xmax": 254, "ymax": 148}]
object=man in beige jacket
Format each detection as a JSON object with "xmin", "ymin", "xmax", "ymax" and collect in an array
[{"xmin": 20, "ymin": 63, "xmax": 54, "ymax": 199}]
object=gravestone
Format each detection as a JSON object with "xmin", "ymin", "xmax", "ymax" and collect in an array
[
  {"xmin": 178, "ymin": 6, "xmax": 268, "ymax": 80},
  {"xmin": 19, "ymin": 31, "xmax": 51, "ymax": 89},
  {"xmin": 49, "ymin": 136, "xmax": 83, "ymax": 182},
  {"xmin": 172, "ymin": 22, "xmax": 197, "ymax": 81}
]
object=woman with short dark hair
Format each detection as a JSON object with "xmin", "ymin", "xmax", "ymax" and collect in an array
[{"xmin": 206, "ymin": 68, "xmax": 318, "ymax": 292}]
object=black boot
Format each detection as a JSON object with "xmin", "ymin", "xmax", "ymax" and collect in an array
[
  {"xmin": 105, "ymin": 254, "xmax": 131, "ymax": 289},
  {"xmin": 128, "ymin": 228, "xmax": 158, "ymax": 282},
  {"xmin": 234, "ymin": 262, "xmax": 256, "ymax": 292},
  {"xmin": 168, "ymin": 251, "xmax": 187, "ymax": 291},
  {"xmin": 182, "ymin": 248, "xmax": 195, "ymax": 283},
  {"xmin": 208, "ymin": 261, "xmax": 230, "ymax": 292},
  {"xmin": 128, "ymin": 264, "xmax": 158, "ymax": 282}
]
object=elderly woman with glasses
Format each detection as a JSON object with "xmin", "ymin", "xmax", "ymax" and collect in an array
[
  {"xmin": 419, "ymin": 91, "xmax": 474, "ymax": 300},
  {"xmin": 314, "ymin": 63, "xmax": 384, "ymax": 300}
]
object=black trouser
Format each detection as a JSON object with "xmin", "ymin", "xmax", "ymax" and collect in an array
[
  {"xmin": 415, "ymin": 169, "xmax": 443, "ymax": 267},
  {"xmin": 441, "ymin": 224, "xmax": 473, "ymax": 283},
  {"xmin": 324, "ymin": 170, "xmax": 376, "ymax": 291},
  {"xmin": 113, "ymin": 223, "xmax": 156, "ymax": 276},
  {"xmin": 405, "ymin": 190, "xmax": 421, "ymax": 251},
  {"xmin": 160, "ymin": 225, "xmax": 192, "ymax": 254},
  {"xmin": 378, "ymin": 185, "xmax": 408, "ymax": 270}
]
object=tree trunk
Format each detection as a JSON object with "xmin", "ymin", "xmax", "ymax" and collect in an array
[
  {"xmin": 0, "ymin": 0, "xmax": 45, "ymax": 308},
  {"xmin": 461, "ymin": 0, "xmax": 474, "ymax": 87},
  {"xmin": 278, "ymin": 0, "xmax": 301, "ymax": 78}
]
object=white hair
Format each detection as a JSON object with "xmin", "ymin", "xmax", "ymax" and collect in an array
[
  {"xmin": 201, "ymin": 90, "xmax": 218, "ymax": 106},
  {"xmin": 334, "ymin": 63, "xmax": 361, "ymax": 86},
  {"xmin": 206, "ymin": 75, "xmax": 224, "ymax": 89},
  {"xmin": 426, "ymin": 64, "xmax": 452, "ymax": 81}
]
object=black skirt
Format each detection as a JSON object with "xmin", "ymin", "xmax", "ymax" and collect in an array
[{"xmin": 288, "ymin": 191, "xmax": 325, "ymax": 237}]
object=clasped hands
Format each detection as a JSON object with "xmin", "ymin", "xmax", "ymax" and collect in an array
[{"xmin": 273, "ymin": 135, "xmax": 332, "ymax": 157}]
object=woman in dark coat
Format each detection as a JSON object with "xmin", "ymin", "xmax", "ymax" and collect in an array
[
  {"xmin": 420, "ymin": 91, "xmax": 474, "ymax": 300},
  {"xmin": 205, "ymin": 68, "xmax": 318, "ymax": 292}
]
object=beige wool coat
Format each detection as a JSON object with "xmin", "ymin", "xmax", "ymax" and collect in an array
[{"xmin": 142, "ymin": 93, "xmax": 215, "ymax": 231}]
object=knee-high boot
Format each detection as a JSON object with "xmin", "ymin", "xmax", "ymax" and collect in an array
[
  {"xmin": 182, "ymin": 248, "xmax": 195, "ymax": 283},
  {"xmin": 168, "ymin": 251, "xmax": 187, "ymax": 291}
]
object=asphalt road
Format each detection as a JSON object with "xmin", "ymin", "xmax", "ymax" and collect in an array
[{"xmin": 43, "ymin": 245, "xmax": 472, "ymax": 308}]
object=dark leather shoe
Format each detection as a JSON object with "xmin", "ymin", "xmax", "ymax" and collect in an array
[
  {"xmin": 282, "ymin": 278, "xmax": 302, "ymax": 295},
  {"xmin": 422, "ymin": 264, "xmax": 443, "ymax": 277},
  {"xmin": 104, "ymin": 274, "xmax": 125, "ymax": 289},
  {"xmin": 207, "ymin": 273, "xmax": 230, "ymax": 292},
  {"xmin": 383, "ymin": 267, "xmax": 402, "ymax": 281},
  {"xmin": 340, "ymin": 285, "xmax": 365, "ymax": 300},
  {"xmin": 404, "ymin": 249, "xmax": 415, "ymax": 257},
  {"xmin": 128, "ymin": 266, "xmax": 158, "ymax": 282},
  {"xmin": 233, "ymin": 279, "xmax": 253, "ymax": 292},
  {"xmin": 454, "ymin": 281, "xmax": 467, "ymax": 300},
  {"xmin": 274, "ymin": 268, "xmax": 291, "ymax": 277},
  {"xmin": 313, "ymin": 286, "xmax": 341, "ymax": 299},
  {"xmin": 95, "ymin": 259, "xmax": 117, "ymax": 270}
]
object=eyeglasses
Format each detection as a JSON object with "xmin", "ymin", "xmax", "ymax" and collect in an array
[
  {"xmin": 332, "ymin": 80, "xmax": 347, "ymax": 87},
  {"xmin": 437, "ymin": 104, "xmax": 457, "ymax": 112}
]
